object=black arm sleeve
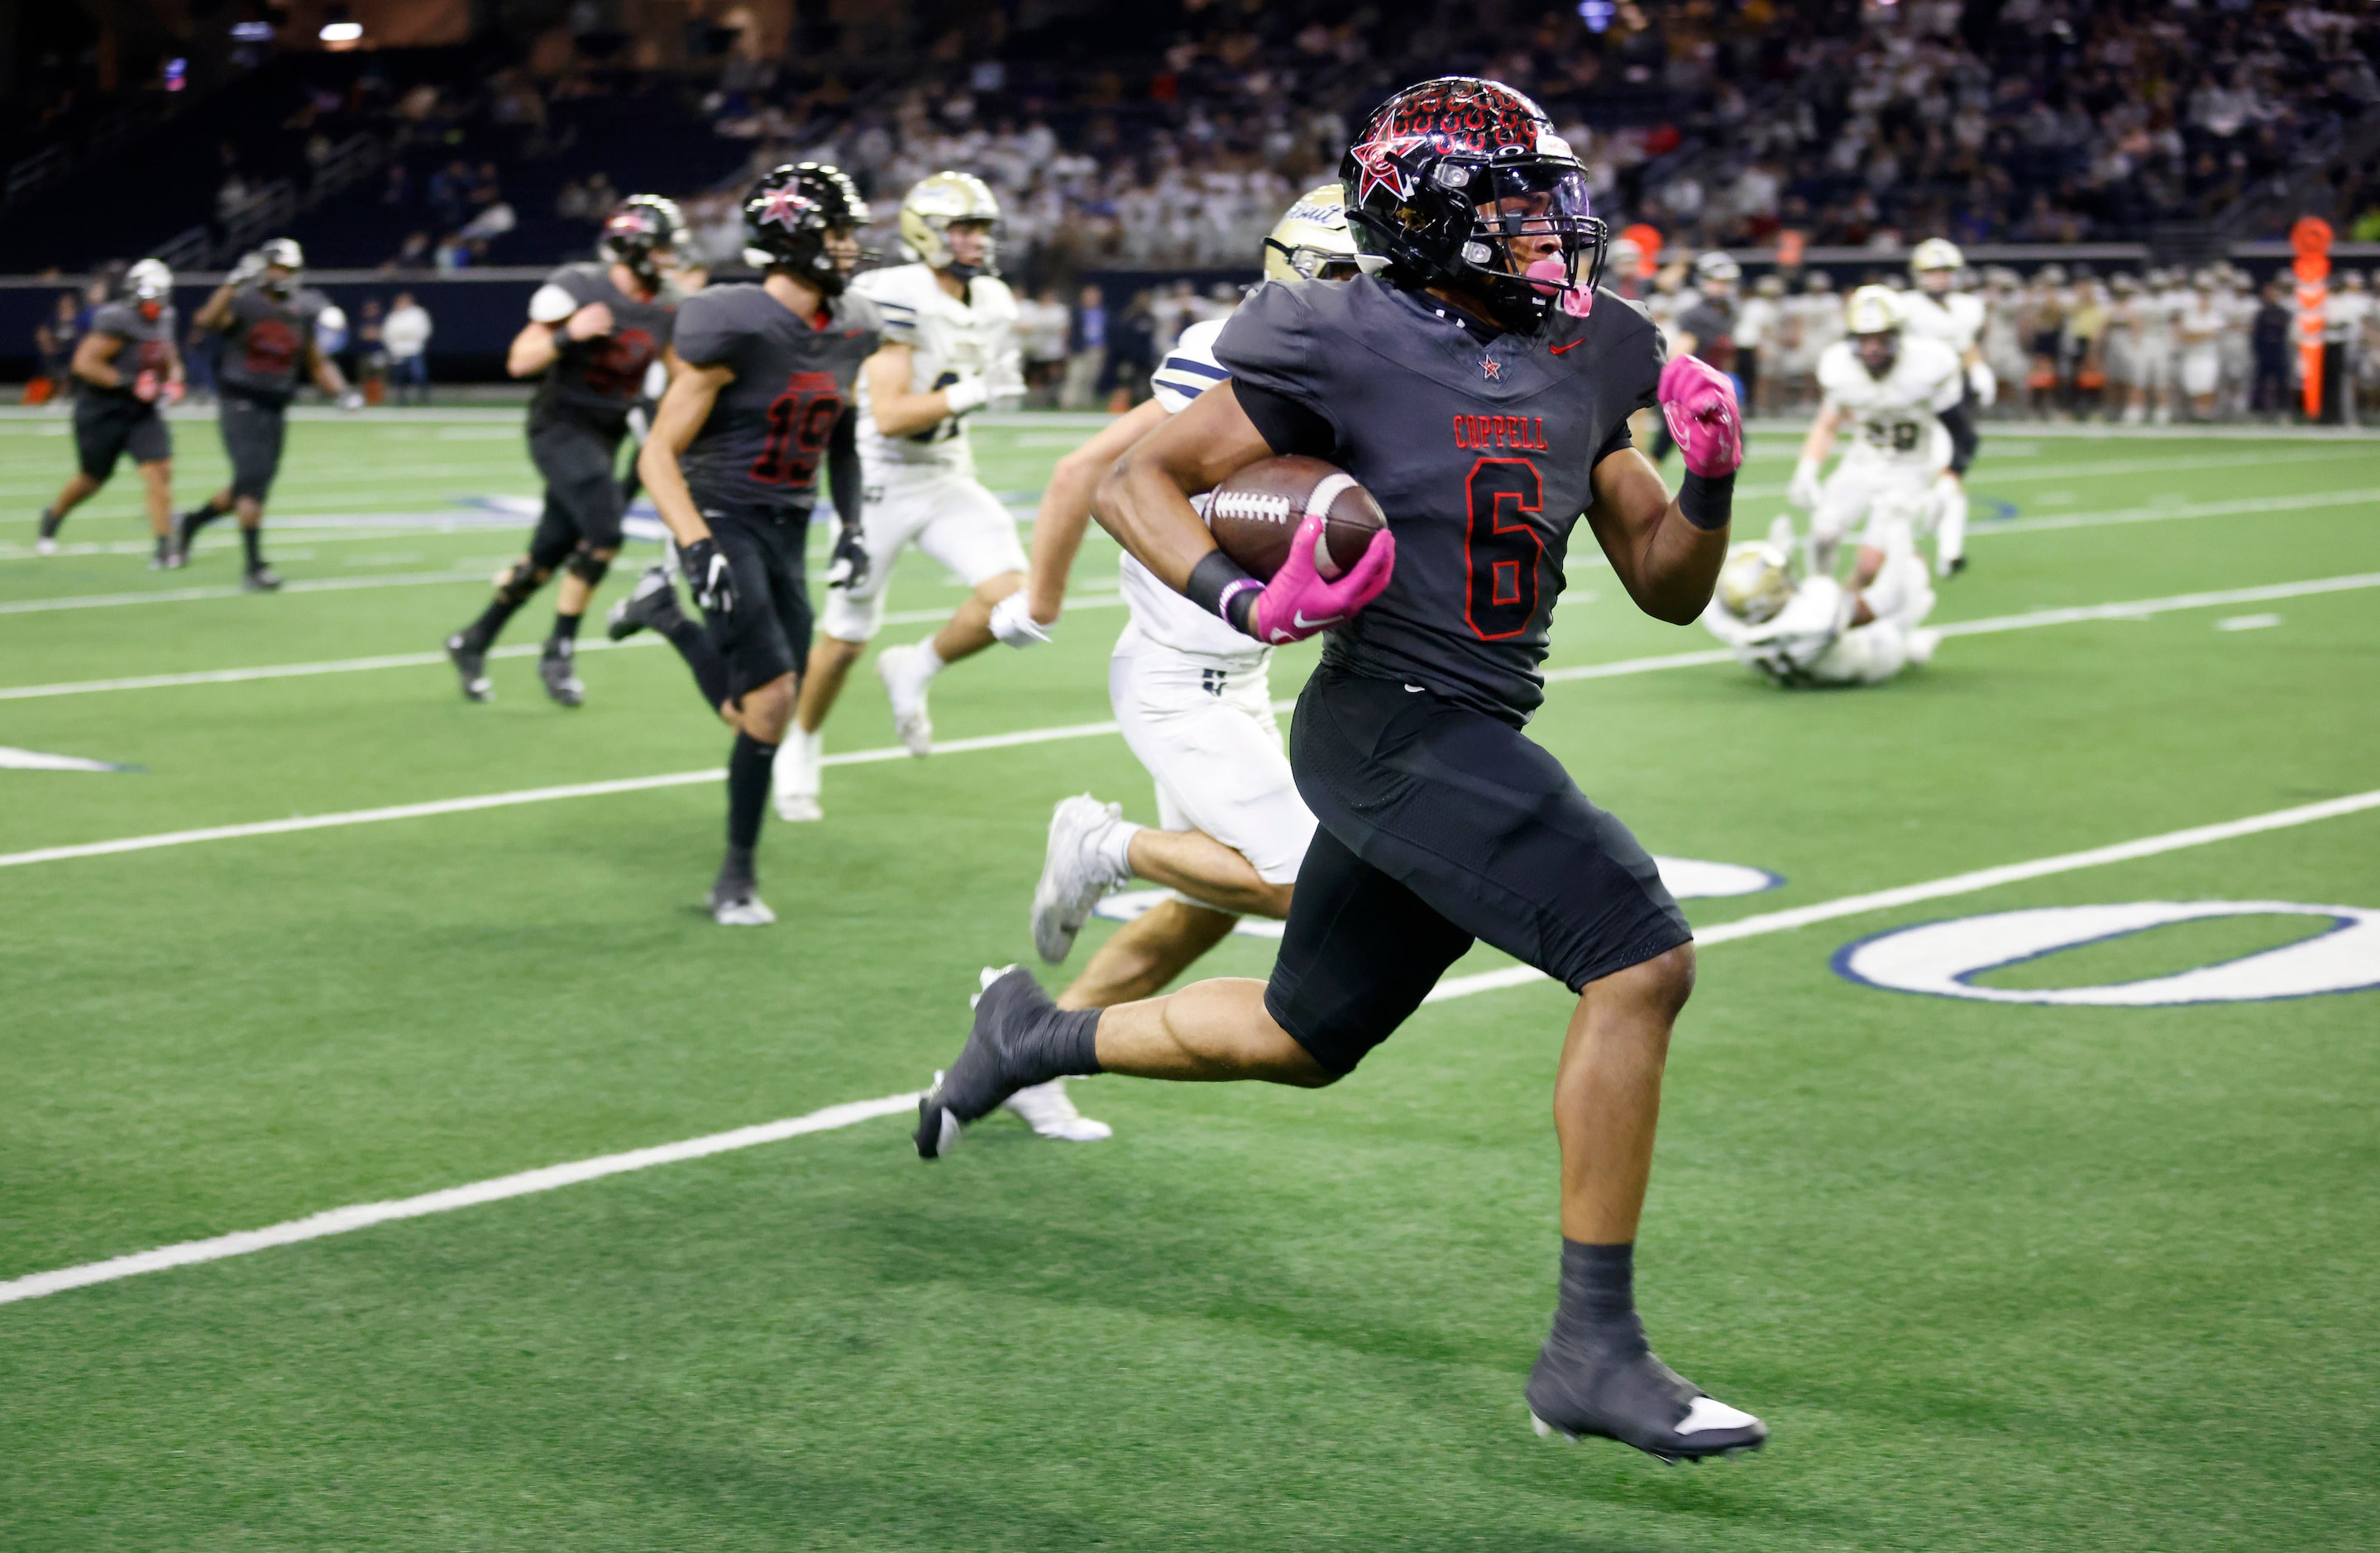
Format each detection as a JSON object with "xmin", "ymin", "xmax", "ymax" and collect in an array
[
  {"xmin": 1233, "ymin": 380, "xmax": 1338, "ymax": 460},
  {"xmin": 827, "ymin": 407, "xmax": 862, "ymax": 530},
  {"xmin": 1937, "ymin": 395, "xmax": 1978, "ymax": 475}
]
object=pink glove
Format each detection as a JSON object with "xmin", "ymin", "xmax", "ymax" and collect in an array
[
  {"xmin": 1659, "ymin": 354, "xmax": 1743, "ymax": 478},
  {"xmin": 1244, "ymin": 509, "xmax": 1396, "ymax": 645}
]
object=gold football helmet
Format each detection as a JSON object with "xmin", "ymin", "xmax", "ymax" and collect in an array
[
  {"xmin": 1717, "ymin": 540, "xmax": 1797, "ymax": 626},
  {"xmin": 1261, "ymin": 184, "xmax": 1378, "ymax": 281},
  {"xmin": 899, "ymin": 171, "xmax": 1001, "ymax": 276}
]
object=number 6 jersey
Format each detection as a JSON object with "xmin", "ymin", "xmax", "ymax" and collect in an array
[
  {"xmin": 671, "ymin": 283, "xmax": 882, "ymax": 515},
  {"xmin": 1214, "ymin": 275, "xmax": 1662, "ymax": 727}
]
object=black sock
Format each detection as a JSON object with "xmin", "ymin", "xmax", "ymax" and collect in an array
[
  {"xmin": 184, "ymin": 501, "xmax": 227, "ymax": 538},
  {"xmin": 716, "ymin": 841, "xmax": 757, "ymax": 894},
  {"xmin": 661, "ymin": 616, "xmax": 730, "ymax": 710},
  {"xmin": 39, "ymin": 506, "xmax": 62, "ymax": 538},
  {"xmin": 1551, "ymin": 1240, "xmax": 1641, "ymax": 1346},
  {"xmin": 549, "ymin": 611, "xmax": 581, "ymax": 645},
  {"xmin": 1039, "ymin": 1006, "xmax": 1105, "ymax": 1078},
  {"xmin": 726, "ymin": 732, "xmax": 777, "ymax": 852},
  {"xmin": 461, "ymin": 595, "xmax": 523, "ymax": 652},
  {"xmin": 241, "ymin": 526, "xmax": 263, "ymax": 569}
]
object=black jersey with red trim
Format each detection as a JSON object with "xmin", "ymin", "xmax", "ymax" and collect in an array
[
  {"xmin": 84, "ymin": 301, "xmax": 178, "ymax": 407},
  {"xmin": 1214, "ymin": 275, "xmax": 1664, "ymax": 726},
  {"xmin": 671, "ymin": 283, "xmax": 882, "ymax": 514},
  {"xmin": 214, "ymin": 285, "xmax": 323, "ymax": 402},
  {"xmin": 528, "ymin": 262, "xmax": 680, "ymax": 431}
]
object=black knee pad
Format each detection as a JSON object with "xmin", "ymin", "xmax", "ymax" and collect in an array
[
  {"xmin": 495, "ymin": 558, "xmax": 549, "ymax": 606},
  {"xmin": 527, "ymin": 524, "xmax": 578, "ymax": 576},
  {"xmin": 566, "ymin": 544, "xmax": 611, "ymax": 587}
]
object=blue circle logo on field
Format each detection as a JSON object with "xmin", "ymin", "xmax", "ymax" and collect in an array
[{"xmin": 1833, "ymin": 901, "xmax": 2380, "ymax": 1006}]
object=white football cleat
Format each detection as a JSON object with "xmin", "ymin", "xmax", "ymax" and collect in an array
[
  {"xmin": 1002, "ymin": 1079, "xmax": 1112, "ymax": 1141},
  {"xmin": 877, "ymin": 644, "xmax": 934, "ymax": 757},
  {"xmin": 1031, "ymin": 794, "xmax": 1126, "ymax": 963},
  {"xmin": 35, "ymin": 536, "xmax": 58, "ymax": 557},
  {"xmin": 709, "ymin": 889, "xmax": 777, "ymax": 926},
  {"xmin": 773, "ymin": 727, "xmax": 824, "ymax": 822}
]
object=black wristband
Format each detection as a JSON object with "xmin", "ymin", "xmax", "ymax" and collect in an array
[
  {"xmin": 1679, "ymin": 469, "xmax": 1736, "ymax": 532},
  {"xmin": 1185, "ymin": 549, "xmax": 1260, "ymax": 634}
]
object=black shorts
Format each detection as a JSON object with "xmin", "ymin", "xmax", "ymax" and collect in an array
[
  {"xmin": 526, "ymin": 413, "xmax": 628, "ymax": 557},
  {"xmin": 74, "ymin": 397, "xmax": 170, "ymax": 480},
  {"xmin": 1264, "ymin": 668, "xmax": 1692, "ymax": 1076},
  {"xmin": 702, "ymin": 503, "xmax": 815, "ymax": 701},
  {"xmin": 218, "ymin": 391, "xmax": 288, "ymax": 502}
]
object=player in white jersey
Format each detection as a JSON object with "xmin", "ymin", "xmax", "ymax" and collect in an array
[
  {"xmin": 963, "ymin": 188, "xmax": 1372, "ymax": 1142},
  {"xmin": 1899, "ymin": 239, "xmax": 1990, "ymax": 576},
  {"xmin": 1789, "ymin": 285, "xmax": 1965, "ymax": 583},
  {"xmin": 1703, "ymin": 517, "xmax": 1938, "ymax": 686},
  {"xmin": 2177, "ymin": 270, "xmax": 2226, "ymax": 420},
  {"xmin": 775, "ymin": 172, "xmax": 1030, "ymax": 819},
  {"xmin": 2140, "ymin": 269, "xmax": 2186, "ymax": 423}
]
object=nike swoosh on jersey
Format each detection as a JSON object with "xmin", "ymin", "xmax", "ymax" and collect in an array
[{"xmin": 1549, "ymin": 340, "xmax": 1583, "ymax": 355}]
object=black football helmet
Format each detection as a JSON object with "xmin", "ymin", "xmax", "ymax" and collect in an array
[
  {"xmin": 1340, "ymin": 76, "xmax": 1608, "ymax": 332},
  {"xmin": 598, "ymin": 195, "xmax": 687, "ymax": 285},
  {"xmin": 741, "ymin": 162, "xmax": 871, "ymax": 296}
]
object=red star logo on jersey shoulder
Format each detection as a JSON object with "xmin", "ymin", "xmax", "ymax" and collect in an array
[
  {"xmin": 757, "ymin": 184, "xmax": 814, "ymax": 231},
  {"xmin": 1480, "ymin": 356, "xmax": 1503, "ymax": 380},
  {"xmin": 1349, "ymin": 132, "xmax": 1427, "ymax": 203}
]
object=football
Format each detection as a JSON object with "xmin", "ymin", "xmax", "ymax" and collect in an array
[{"xmin": 1204, "ymin": 454, "xmax": 1387, "ymax": 581}]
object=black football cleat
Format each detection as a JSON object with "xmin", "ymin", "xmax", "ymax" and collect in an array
[
  {"xmin": 241, "ymin": 563, "xmax": 281, "ymax": 592},
  {"xmin": 1943, "ymin": 555, "xmax": 1968, "ymax": 578},
  {"xmin": 1526, "ymin": 1320, "xmax": 1767, "ymax": 1464},
  {"xmin": 538, "ymin": 638, "xmax": 585, "ymax": 707},
  {"xmin": 915, "ymin": 965, "xmax": 1073, "ymax": 1159},
  {"xmin": 444, "ymin": 633, "xmax": 494, "ymax": 702},
  {"xmin": 605, "ymin": 565, "xmax": 686, "ymax": 642}
]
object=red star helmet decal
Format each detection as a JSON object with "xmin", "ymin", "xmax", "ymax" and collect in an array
[
  {"xmin": 757, "ymin": 184, "xmax": 815, "ymax": 231},
  {"xmin": 1349, "ymin": 133, "xmax": 1427, "ymax": 204}
]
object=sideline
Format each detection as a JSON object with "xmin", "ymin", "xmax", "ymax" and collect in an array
[
  {"xmin": 6, "ymin": 786, "xmax": 2374, "ymax": 1308},
  {"xmin": 2, "ymin": 571, "xmax": 2371, "ymax": 862}
]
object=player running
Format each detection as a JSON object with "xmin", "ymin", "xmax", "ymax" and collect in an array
[
  {"xmin": 444, "ymin": 195, "xmax": 686, "ymax": 707},
  {"xmin": 1899, "ymin": 239, "xmax": 1990, "ymax": 576},
  {"xmin": 912, "ymin": 77, "xmax": 1767, "ymax": 1464},
  {"xmin": 36, "ymin": 259, "xmax": 183, "ymax": 566},
  {"xmin": 613, "ymin": 163, "xmax": 880, "ymax": 925},
  {"xmin": 773, "ymin": 172, "xmax": 1028, "ymax": 820},
  {"xmin": 1790, "ymin": 285, "xmax": 1965, "ymax": 585},
  {"xmin": 170, "ymin": 240, "xmax": 356, "ymax": 589},
  {"xmin": 1703, "ymin": 517, "xmax": 1938, "ymax": 686},
  {"xmin": 1001, "ymin": 185, "xmax": 1374, "ymax": 1144}
]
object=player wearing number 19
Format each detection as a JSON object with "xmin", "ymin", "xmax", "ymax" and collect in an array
[
  {"xmin": 914, "ymin": 77, "xmax": 1768, "ymax": 1464},
  {"xmin": 619, "ymin": 163, "xmax": 880, "ymax": 925},
  {"xmin": 444, "ymin": 196, "xmax": 686, "ymax": 707}
]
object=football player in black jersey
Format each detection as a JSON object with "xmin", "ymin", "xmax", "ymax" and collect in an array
[
  {"xmin": 37, "ymin": 259, "xmax": 184, "ymax": 567},
  {"xmin": 170, "ymin": 239, "xmax": 356, "ymax": 590},
  {"xmin": 444, "ymin": 196, "xmax": 686, "ymax": 706},
  {"xmin": 616, "ymin": 164, "xmax": 879, "ymax": 925},
  {"xmin": 912, "ymin": 79, "xmax": 1766, "ymax": 1463}
]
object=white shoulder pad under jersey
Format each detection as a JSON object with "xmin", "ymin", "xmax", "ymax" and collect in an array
[
  {"xmin": 1151, "ymin": 318, "xmax": 1230, "ymax": 413},
  {"xmin": 1819, "ymin": 336, "xmax": 1962, "ymax": 417},
  {"xmin": 848, "ymin": 262, "xmax": 937, "ymax": 346}
]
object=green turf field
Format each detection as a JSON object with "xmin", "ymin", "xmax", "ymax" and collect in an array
[{"xmin": 2, "ymin": 407, "xmax": 2376, "ymax": 1550}]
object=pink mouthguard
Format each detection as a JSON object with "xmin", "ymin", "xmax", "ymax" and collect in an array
[{"xmin": 1526, "ymin": 258, "xmax": 1594, "ymax": 318}]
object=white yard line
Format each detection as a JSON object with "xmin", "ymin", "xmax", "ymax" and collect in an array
[
  {"xmin": 0, "ymin": 573, "xmax": 2368, "ymax": 864},
  {"xmin": 0, "ymin": 569, "xmax": 494, "ymax": 615},
  {"xmin": 0, "ymin": 592, "xmax": 1126, "ymax": 701},
  {"xmin": 7, "ymin": 785, "xmax": 2375, "ymax": 1309}
]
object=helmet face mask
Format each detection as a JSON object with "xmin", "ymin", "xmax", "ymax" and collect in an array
[
  {"xmin": 743, "ymin": 163, "xmax": 872, "ymax": 297},
  {"xmin": 1844, "ymin": 284, "xmax": 1903, "ymax": 376},
  {"xmin": 1341, "ymin": 77, "xmax": 1608, "ymax": 334},
  {"xmin": 1910, "ymin": 237, "xmax": 1963, "ymax": 296},
  {"xmin": 259, "ymin": 237, "xmax": 303, "ymax": 297}
]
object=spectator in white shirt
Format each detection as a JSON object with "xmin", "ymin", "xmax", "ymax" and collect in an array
[{"xmin": 382, "ymin": 293, "xmax": 433, "ymax": 406}]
